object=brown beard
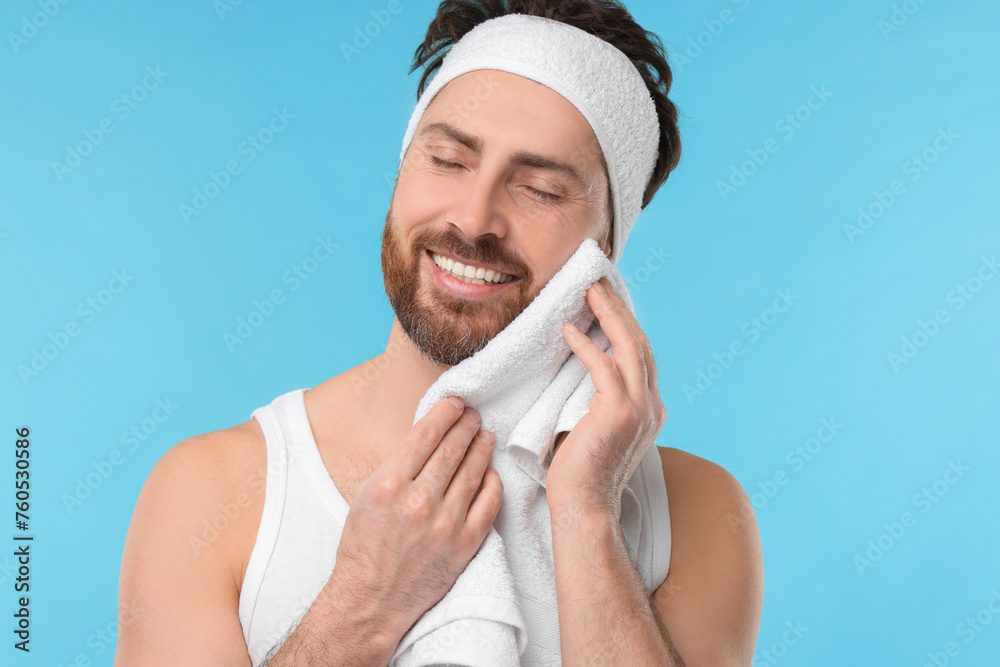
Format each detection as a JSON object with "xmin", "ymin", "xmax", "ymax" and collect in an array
[{"xmin": 380, "ymin": 204, "xmax": 534, "ymax": 367}]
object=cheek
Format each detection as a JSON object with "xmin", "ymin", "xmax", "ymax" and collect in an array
[
  {"xmin": 393, "ymin": 170, "xmax": 451, "ymax": 223},
  {"xmin": 517, "ymin": 233, "xmax": 583, "ymax": 284}
]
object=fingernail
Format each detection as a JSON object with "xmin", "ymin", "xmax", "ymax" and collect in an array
[
  {"xmin": 447, "ymin": 396, "xmax": 463, "ymax": 410},
  {"xmin": 595, "ymin": 281, "xmax": 607, "ymax": 296}
]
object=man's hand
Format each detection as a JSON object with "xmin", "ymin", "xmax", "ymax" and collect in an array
[
  {"xmin": 266, "ymin": 396, "xmax": 505, "ymax": 664},
  {"xmin": 547, "ymin": 274, "xmax": 667, "ymax": 516}
]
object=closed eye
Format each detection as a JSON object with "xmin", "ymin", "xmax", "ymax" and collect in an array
[
  {"xmin": 429, "ymin": 155, "xmax": 561, "ymax": 201},
  {"xmin": 526, "ymin": 187, "xmax": 561, "ymax": 201},
  {"xmin": 429, "ymin": 155, "xmax": 461, "ymax": 169}
]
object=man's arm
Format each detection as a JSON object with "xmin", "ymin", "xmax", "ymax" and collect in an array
[
  {"xmin": 549, "ymin": 477, "xmax": 685, "ymax": 666},
  {"xmin": 115, "ymin": 422, "xmax": 400, "ymax": 666},
  {"xmin": 259, "ymin": 576, "xmax": 401, "ymax": 666},
  {"xmin": 548, "ymin": 442, "xmax": 764, "ymax": 666},
  {"xmin": 650, "ymin": 447, "xmax": 764, "ymax": 665},
  {"xmin": 115, "ymin": 425, "xmax": 263, "ymax": 666}
]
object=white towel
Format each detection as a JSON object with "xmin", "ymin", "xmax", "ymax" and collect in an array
[{"xmin": 388, "ymin": 237, "xmax": 662, "ymax": 666}]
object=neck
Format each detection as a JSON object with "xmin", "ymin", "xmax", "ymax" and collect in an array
[{"xmin": 352, "ymin": 318, "xmax": 452, "ymax": 437}]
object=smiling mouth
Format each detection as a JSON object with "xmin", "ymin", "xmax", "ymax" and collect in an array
[{"xmin": 427, "ymin": 250, "xmax": 518, "ymax": 286}]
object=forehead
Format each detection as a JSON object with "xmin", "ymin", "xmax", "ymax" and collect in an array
[{"xmin": 418, "ymin": 69, "xmax": 605, "ymax": 183}]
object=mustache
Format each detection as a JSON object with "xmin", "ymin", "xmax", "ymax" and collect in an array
[{"xmin": 414, "ymin": 231, "xmax": 525, "ymax": 278}]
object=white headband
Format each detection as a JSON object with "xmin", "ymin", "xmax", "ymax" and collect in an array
[{"xmin": 398, "ymin": 13, "xmax": 660, "ymax": 266}]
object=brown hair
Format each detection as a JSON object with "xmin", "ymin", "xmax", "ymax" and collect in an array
[{"xmin": 408, "ymin": 0, "xmax": 684, "ymax": 251}]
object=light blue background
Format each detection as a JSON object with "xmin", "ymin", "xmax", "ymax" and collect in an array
[{"xmin": 2, "ymin": 1, "xmax": 998, "ymax": 665}]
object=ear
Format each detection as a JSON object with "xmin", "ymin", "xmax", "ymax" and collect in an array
[{"xmin": 601, "ymin": 221, "xmax": 614, "ymax": 259}]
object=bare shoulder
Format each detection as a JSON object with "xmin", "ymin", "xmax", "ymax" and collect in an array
[
  {"xmin": 115, "ymin": 417, "xmax": 267, "ymax": 666},
  {"xmin": 656, "ymin": 446, "xmax": 745, "ymax": 496},
  {"xmin": 149, "ymin": 417, "xmax": 268, "ymax": 586},
  {"xmin": 650, "ymin": 447, "xmax": 764, "ymax": 666}
]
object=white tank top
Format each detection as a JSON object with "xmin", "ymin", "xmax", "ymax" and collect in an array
[{"xmin": 238, "ymin": 387, "xmax": 671, "ymax": 666}]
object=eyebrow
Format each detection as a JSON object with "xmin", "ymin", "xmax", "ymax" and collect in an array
[{"xmin": 416, "ymin": 121, "xmax": 590, "ymax": 191}]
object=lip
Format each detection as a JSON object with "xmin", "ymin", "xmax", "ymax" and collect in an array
[{"xmin": 425, "ymin": 249, "xmax": 518, "ymax": 298}]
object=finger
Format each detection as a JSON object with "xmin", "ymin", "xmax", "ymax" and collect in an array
[
  {"xmin": 465, "ymin": 466, "xmax": 503, "ymax": 533},
  {"xmin": 563, "ymin": 320, "xmax": 628, "ymax": 400},
  {"xmin": 393, "ymin": 396, "xmax": 466, "ymax": 479},
  {"xmin": 585, "ymin": 282, "xmax": 646, "ymax": 398},
  {"xmin": 443, "ymin": 429, "xmax": 495, "ymax": 510},
  {"xmin": 598, "ymin": 277, "xmax": 665, "ymax": 423},
  {"xmin": 600, "ymin": 277, "xmax": 657, "ymax": 359},
  {"xmin": 415, "ymin": 406, "xmax": 483, "ymax": 493},
  {"xmin": 596, "ymin": 277, "xmax": 658, "ymax": 397}
]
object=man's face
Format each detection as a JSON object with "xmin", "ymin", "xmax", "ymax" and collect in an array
[{"xmin": 382, "ymin": 69, "xmax": 611, "ymax": 367}]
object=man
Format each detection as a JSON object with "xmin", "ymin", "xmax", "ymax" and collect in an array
[{"xmin": 116, "ymin": 3, "xmax": 762, "ymax": 666}]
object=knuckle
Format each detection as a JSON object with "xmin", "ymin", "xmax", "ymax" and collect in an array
[
  {"xmin": 430, "ymin": 514, "xmax": 455, "ymax": 540},
  {"xmin": 461, "ymin": 464, "xmax": 483, "ymax": 487},
  {"xmin": 374, "ymin": 474, "xmax": 403, "ymax": 499},
  {"xmin": 412, "ymin": 422, "xmax": 440, "ymax": 446},
  {"xmin": 440, "ymin": 441, "xmax": 465, "ymax": 464},
  {"xmin": 406, "ymin": 482, "xmax": 435, "ymax": 516}
]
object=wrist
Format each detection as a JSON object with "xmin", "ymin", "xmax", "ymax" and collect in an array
[
  {"xmin": 548, "ymin": 500, "xmax": 623, "ymax": 560},
  {"xmin": 320, "ymin": 575, "xmax": 405, "ymax": 661},
  {"xmin": 546, "ymin": 484, "xmax": 620, "ymax": 520},
  {"xmin": 548, "ymin": 495, "xmax": 619, "ymax": 535}
]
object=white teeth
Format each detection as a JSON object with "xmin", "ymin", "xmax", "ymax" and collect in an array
[{"xmin": 432, "ymin": 253, "xmax": 513, "ymax": 285}]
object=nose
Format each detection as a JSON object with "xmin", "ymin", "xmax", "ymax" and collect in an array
[{"xmin": 445, "ymin": 164, "xmax": 509, "ymax": 243}]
